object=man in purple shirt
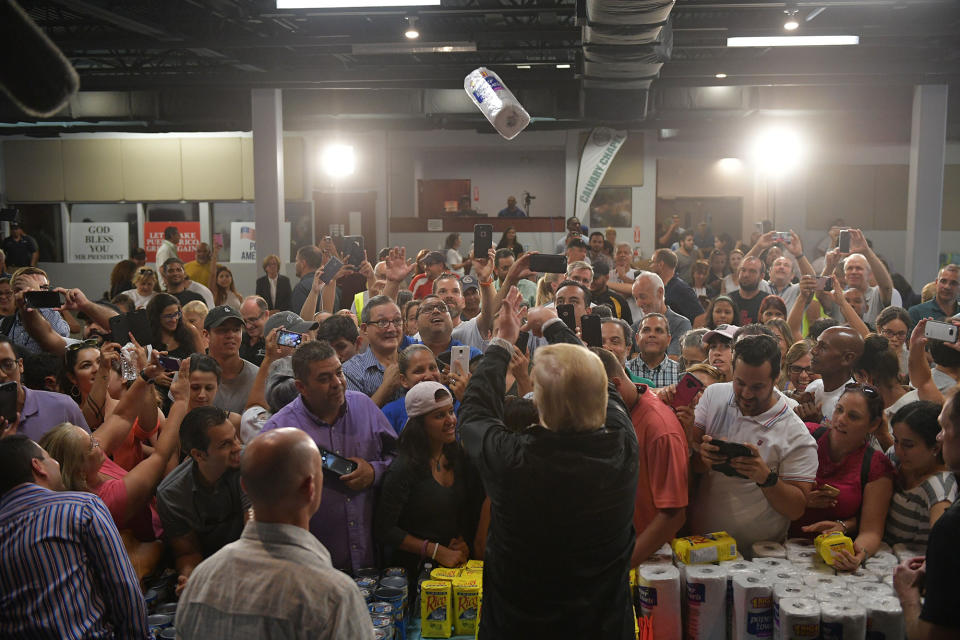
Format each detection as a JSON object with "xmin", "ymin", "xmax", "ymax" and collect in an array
[
  {"xmin": 261, "ymin": 340, "xmax": 397, "ymax": 573},
  {"xmin": 0, "ymin": 336, "xmax": 88, "ymax": 441}
]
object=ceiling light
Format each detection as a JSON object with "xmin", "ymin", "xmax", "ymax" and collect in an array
[
  {"xmin": 404, "ymin": 16, "xmax": 419, "ymax": 39},
  {"xmin": 715, "ymin": 73, "xmax": 727, "ymax": 79},
  {"xmin": 517, "ymin": 64, "xmax": 531, "ymax": 69},
  {"xmin": 321, "ymin": 144, "xmax": 356, "ymax": 178},
  {"xmin": 278, "ymin": 0, "xmax": 439, "ymax": 8},
  {"xmin": 555, "ymin": 63, "xmax": 571, "ymax": 69},
  {"xmin": 351, "ymin": 41, "xmax": 475, "ymax": 54},
  {"xmin": 717, "ymin": 157, "xmax": 742, "ymax": 172},
  {"xmin": 752, "ymin": 127, "xmax": 804, "ymax": 175},
  {"xmin": 783, "ymin": 9, "xmax": 800, "ymax": 31},
  {"xmin": 727, "ymin": 35, "xmax": 859, "ymax": 47}
]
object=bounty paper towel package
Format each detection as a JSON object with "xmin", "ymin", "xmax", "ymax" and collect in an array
[
  {"xmin": 773, "ymin": 585, "xmax": 814, "ymax": 640},
  {"xmin": 732, "ymin": 572, "xmax": 773, "ymax": 640},
  {"xmin": 684, "ymin": 565, "xmax": 727, "ymax": 640},
  {"xmin": 463, "ymin": 68, "xmax": 531, "ymax": 140},
  {"xmin": 860, "ymin": 596, "xmax": 905, "ymax": 640},
  {"xmin": 848, "ymin": 581, "xmax": 893, "ymax": 599},
  {"xmin": 820, "ymin": 601, "xmax": 867, "ymax": 640},
  {"xmin": 638, "ymin": 564, "xmax": 682, "ymax": 640},
  {"xmin": 778, "ymin": 598, "xmax": 820, "ymax": 640}
]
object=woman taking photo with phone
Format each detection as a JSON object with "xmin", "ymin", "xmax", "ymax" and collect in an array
[
  {"xmin": 374, "ymin": 381, "xmax": 484, "ymax": 585},
  {"xmin": 790, "ymin": 383, "xmax": 895, "ymax": 570}
]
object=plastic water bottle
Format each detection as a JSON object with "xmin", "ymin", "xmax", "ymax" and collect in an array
[{"xmin": 464, "ymin": 67, "xmax": 531, "ymax": 140}]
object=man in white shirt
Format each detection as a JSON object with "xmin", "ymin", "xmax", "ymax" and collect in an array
[
  {"xmin": 690, "ymin": 334, "xmax": 817, "ymax": 552},
  {"xmin": 819, "ymin": 228, "xmax": 896, "ymax": 325},
  {"xmin": 176, "ymin": 428, "xmax": 371, "ymax": 639},
  {"xmin": 806, "ymin": 326, "xmax": 863, "ymax": 423},
  {"xmin": 155, "ymin": 226, "xmax": 180, "ymax": 271}
]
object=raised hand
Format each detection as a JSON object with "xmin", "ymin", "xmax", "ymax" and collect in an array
[
  {"xmin": 384, "ymin": 247, "xmax": 416, "ymax": 283},
  {"xmin": 495, "ymin": 286, "xmax": 523, "ymax": 344}
]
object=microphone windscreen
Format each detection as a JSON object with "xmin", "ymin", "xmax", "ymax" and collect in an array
[{"xmin": 0, "ymin": 0, "xmax": 80, "ymax": 117}]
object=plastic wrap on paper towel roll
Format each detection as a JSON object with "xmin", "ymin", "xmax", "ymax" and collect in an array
[
  {"xmin": 802, "ymin": 574, "xmax": 843, "ymax": 590},
  {"xmin": 860, "ymin": 596, "xmax": 905, "ymax": 640},
  {"xmin": 638, "ymin": 564, "xmax": 682, "ymax": 640},
  {"xmin": 848, "ymin": 581, "xmax": 893, "ymax": 598},
  {"xmin": 752, "ymin": 557, "xmax": 792, "ymax": 572},
  {"xmin": 684, "ymin": 565, "xmax": 727, "ymax": 640},
  {"xmin": 841, "ymin": 567, "xmax": 882, "ymax": 584},
  {"xmin": 891, "ymin": 542, "xmax": 926, "ymax": 563},
  {"xmin": 777, "ymin": 598, "xmax": 820, "ymax": 640},
  {"xmin": 463, "ymin": 68, "xmax": 531, "ymax": 140},
  {"xmin": 814, "ymin": 588, "xmax": 855, "ymax": 605},
  {"xmin": 820, "ymin": 601, "xmax": 867, "ymax": 639},
  {"xmin": 732, "ymin": 572, "xmax": 772, "ymax": 640},
  {"xmin": 773, "ymin": 585, "xmax": 814, "ymax": 640}
]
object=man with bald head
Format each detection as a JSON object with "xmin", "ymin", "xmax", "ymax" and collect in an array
[
  {"xmin": 806, "ymin": 326, "xmax": 864, "ymax": 422},
  {"xmin": 177, "ymin": 428, "xmax": 370, "ymax": 639},
  {"xmin": 630, "ymin": 271, "xmax": 691, "ymax": 358}
]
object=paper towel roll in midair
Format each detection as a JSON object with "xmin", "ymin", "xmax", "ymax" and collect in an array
[
  {"xmin": 685, "ymin": 565, "xmax": 728, "ymax": 640},
  {"xmin": 778, "ymin": 598, "xmax": 820, "ymax": 640},
  {"xmin": 773, "ymin": 585, "xmax": 815, "ymax": 640},
  {"xmin": 860, "ymin": 596, "xmax": 905, "ymax": 640},
  {"xmin": 752, "ymin": 541, "xmax": 788, "ymax": 559},
  {"xmin": 820, "ymin": 601, "xmax": 867, "ymax": 640},
  {"xmin": 732, "ymin": 572, "xmax": 773, "ymax": 640},
  {"xmin": 463, "ymin": 68, "xmax": 531, "ymax": 141},
  {"xmin": 848, "ymin": 581, "xmax": 893, "ymax": 599},
  {"xmin": 638, "ymin": 564, "xmax": 682, "ymax": 640}
]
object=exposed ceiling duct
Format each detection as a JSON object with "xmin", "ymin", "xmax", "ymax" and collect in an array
[{"xmin": 582, "ymin": 0, "xmax": 675, "ymax": 122}]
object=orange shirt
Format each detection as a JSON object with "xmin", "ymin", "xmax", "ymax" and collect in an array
[{"xmin": 629, "ymin": 385, "xmax": 689, "ymax": 534}]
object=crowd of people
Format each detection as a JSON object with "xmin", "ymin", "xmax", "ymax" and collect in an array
[{"xmin": 1, "ymin": 216, "xmax": 959, "ymax": 639}]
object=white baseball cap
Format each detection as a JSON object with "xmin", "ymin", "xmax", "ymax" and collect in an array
[{"xmin": 403, "ymin": 381, "xmax": 454, "ymax": 428}]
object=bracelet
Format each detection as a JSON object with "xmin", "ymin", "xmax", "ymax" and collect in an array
[
  {"xmin": 431, "ymin": 542, "xmax": 440, "ymax": 560},
  {"xmin": 836, "ymin": 519, "xmax": 848, "ymax": 534},
  {"xmin": 421, "ymin": 539, "xmax": 430, "ymax": 558},
  {"xmin": 479, "ymin": 279, "xmax": 494, "ymax": 287}
]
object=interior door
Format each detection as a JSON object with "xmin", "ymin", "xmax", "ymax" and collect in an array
[{"xmin": 313, "ymin": 190, "xmax": 378, "ymax": 253}]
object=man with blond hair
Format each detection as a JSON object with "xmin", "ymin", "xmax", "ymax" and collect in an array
[{"xmin": 459, "ymin": 287, "xmax": 638, "ymax": 639}]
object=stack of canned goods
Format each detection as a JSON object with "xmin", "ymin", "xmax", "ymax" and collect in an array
[
  {"xmin": 146, "ymin": 602, "xmax": 177, "ymax": 638},
  {"xmin": 355, "ymin": 566, "xmax": 409, "ymax": 640}
]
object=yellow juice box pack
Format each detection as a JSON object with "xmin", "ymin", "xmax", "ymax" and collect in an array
[
  {"xmin": 452, "ymin": 576, "xmax": 482, "ymax": 636},
  {"xmin": 815, "ymin": 531, "xmax": 855, "ymax": 566},
  {"xmin": 672, "ymin": 531, "xmax": 738, "ymax": 564},
  {"xmin": 465, "ymin": 560, "xmax": 484, "ymax": 570},
  {"xmin": 421, "ymin": 580, "xmax": 452, "ymax": 639}
]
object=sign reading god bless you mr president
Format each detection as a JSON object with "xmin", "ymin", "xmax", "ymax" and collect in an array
[
  {"xmin": 229, "ymin": 221, "xmax": 292, "ymax": 263},
  {"xmin": 574, "ymin": 127, "xmax": 628, "ymax": 223},
  {"xmin": 69, "ymin": 222, "xmax": 128, "ymax": 262}
]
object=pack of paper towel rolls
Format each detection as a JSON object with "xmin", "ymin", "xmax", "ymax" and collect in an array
[
  {"xmin": 820, "ymin": 601, "xmax": 867, "ymax": 639},
  {"xmin": 638, "ymin": 564, "xmax": 682, "ymax": 640},
  {"xmin": 463, "ymin": 68, "xmax": 531, "ymax": 140},
  {"xmin": 861, "ymin": 596, "xmax": 905, "ymax": 640},
  {"xmin": 732, "ymin": 572, "xmax": 773, "ymax": 640},
  {"xmin": 777, "ymin": 598, "xmax": 820, "ymax": 640},
  {"xmin": 684, "ymin": 565, "xmax": 727, "ymax": 640}
]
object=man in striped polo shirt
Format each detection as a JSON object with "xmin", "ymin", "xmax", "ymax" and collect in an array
[{"xmin": 0, "ymin": 434, "xmax": 148, "ymax": 638}]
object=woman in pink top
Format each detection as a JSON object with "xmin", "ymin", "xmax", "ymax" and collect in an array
[
  {"xmin": 40, "ymin": 358, "xmax": 189, "ymax": 543},
  {"xmin": 790, "ymin": 383, "xmax": 896, "ymax": 571}
]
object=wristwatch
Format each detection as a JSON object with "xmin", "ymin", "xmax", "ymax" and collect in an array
[
  {"xmin": 757, "ymin": 470, "xmax": 778, "ymax": 488},
  {"xmin": 139, "ymin": 370, "xmax": 155, "ymax": 385}
]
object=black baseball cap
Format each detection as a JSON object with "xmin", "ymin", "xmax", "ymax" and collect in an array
[{"xmin": 204, "ymin": 305, "xmax": 244, "ymax": 330}]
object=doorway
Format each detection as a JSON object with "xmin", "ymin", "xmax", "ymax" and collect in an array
[{"xmin": 313, "ymin": 190, "xmax": 378, "ymax": 253}]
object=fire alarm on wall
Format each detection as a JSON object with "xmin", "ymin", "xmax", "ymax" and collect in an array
[{"xmin": 473, "ymin": 186, "xmax": 479, "ymax": 201}]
